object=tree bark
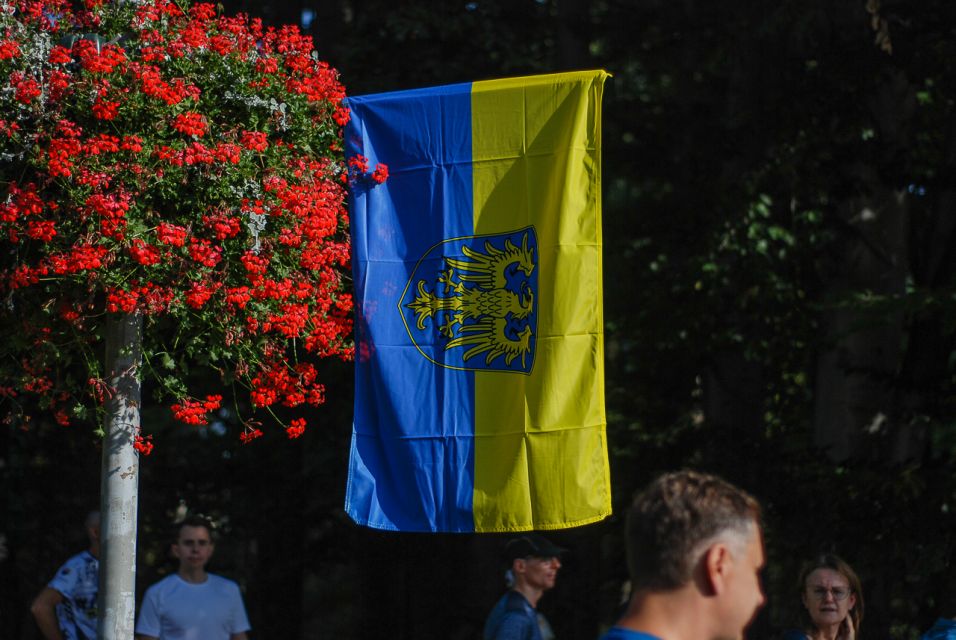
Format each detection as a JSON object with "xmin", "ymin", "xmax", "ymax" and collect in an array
[
  {"xmin": 97, "ymin": 313, "xmax": 143, "ymax": 640},
  {"xmin": 813, "ymin": 183, "xmax": 908, "ymax": 461},
  {"xmin": 556, "ymin": 0, "xmax": 591, "ymax": 70}
]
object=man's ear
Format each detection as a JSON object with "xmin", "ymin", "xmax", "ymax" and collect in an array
[
  {"xmin": 512, "ymin": 558, "xmax": 526, "ymax": 576},
  {"xmin": 170, "ymin": 542, "xmax": 181, "ymax": 560},
  {"xmin": 703, "ymin": 543, "xmax": 732, "ymax": 595}
]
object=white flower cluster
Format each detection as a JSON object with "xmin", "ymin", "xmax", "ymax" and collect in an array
[{"xmin": 223, "ymin": 92, "xmax": 289, "ymax": 130}]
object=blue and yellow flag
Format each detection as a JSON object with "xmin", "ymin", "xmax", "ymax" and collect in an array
[{"xmin": 345, "ymin": 70, "xmax": 610, "ymax": 532}]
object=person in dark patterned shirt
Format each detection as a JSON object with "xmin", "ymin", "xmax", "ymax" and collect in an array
[{"xmin": 31, "ymin": 511, "xmax": 100, "ymax": 640}]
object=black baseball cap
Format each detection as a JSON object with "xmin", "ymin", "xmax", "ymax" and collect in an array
[{"xmin": 503, "ymin": 533, "xmax": 566, "ymax": 562}]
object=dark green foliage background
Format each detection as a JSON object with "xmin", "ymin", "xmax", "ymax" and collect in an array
[{"xmin": 3, "ymin": 1, "xmax": 956, "ymax": 638}]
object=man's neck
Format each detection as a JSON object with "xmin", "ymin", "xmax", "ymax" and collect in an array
[
  {"xmin": 615, "ymin": 588, "xmax": 713, "ymax": 640},
  {"xmin": 512, "ymin": 582, "xmax": 545, "ymax": 609},
  {"xmin": 177, "ymin": 566, "xmax": 208, "ymax": 584}
]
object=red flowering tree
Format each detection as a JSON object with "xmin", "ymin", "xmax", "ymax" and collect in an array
[{"xmin": 0, "ymin": 0, "xmax": 377, "ymax": 636}]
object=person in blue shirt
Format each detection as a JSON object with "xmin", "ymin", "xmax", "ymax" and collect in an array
[
  {"xmin": 30, "ymin": 511, "xmax": 100, "ymax": 640},
  {"xmin": 922, "ymin": 618, "xmax": 956, "ymax": 639},
  {"xmin": 483, "ymin": 533, "xmax": 564, "ymax": 640},
  {"xmin": 601, "ymin": 470, "xmax": 766, "ymax": 640}
]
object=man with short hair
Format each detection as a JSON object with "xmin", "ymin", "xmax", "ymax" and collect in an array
[
  {"xmin": 602, "ymin": 470, "xmax": 766, "ymax": 640},
  {"xmin": 31, "ymin": 511, "xmax": 100, "ymax": 640},
  {"xmin": 483, "ymin": 533, "xmax": 564, "ymax": 640},
  {"xmin": 135, "ymin": 515, "xmax": 250, "ymax": 640}
]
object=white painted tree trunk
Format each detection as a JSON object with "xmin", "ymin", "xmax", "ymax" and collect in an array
[{"xmin": 97, "ymin": 312, "xmax": 143, "ymax": 640}]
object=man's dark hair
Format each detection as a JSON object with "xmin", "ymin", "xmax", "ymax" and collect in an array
[
  {"xmin": 625, "ymin": 470, "xmax": 761, "ymax": 591},
  {"xmin": 173, "ymin": 515, "xmax": 215, "ymax": 542},
  {"xmin": 84, "ymin": 510, "xmax": 100, "ymax": 530}
]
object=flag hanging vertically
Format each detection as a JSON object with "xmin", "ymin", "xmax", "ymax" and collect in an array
[{"xmin": 345, "ymin": 70, "xmax": 610, "ymax": 532}]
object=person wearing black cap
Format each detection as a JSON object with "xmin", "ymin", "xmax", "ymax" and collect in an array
[{"xmin": 483, "ymin": 533, "xmax": 564, "ymax": 640}]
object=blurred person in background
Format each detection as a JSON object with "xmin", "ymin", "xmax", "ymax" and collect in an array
[
  {"xmin": 484, "ymin": 533, "xmax": 564, "ymax": 640},
  {"xmin": 136, "ymin": 515, "xmax": 250, "ymax": 640},
  {"xmin": 783, "ymin": 553, "xmax": 863, "ymax": 640},
  {"xmin": 30, "ymin": 511, "xmax": 100, "ymax": 640}
]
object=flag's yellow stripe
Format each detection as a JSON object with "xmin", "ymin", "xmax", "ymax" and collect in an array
[{"xmin": 470, "ymin": 71, "xmax": 611, "ymax": 531}]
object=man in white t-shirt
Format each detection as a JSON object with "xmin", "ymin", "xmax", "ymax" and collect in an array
[{"xmin": 135, "ymin": 515, "xmax": 250, "ymax": 640}]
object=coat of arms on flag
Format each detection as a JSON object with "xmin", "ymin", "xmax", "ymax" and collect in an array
[{"xmin": 401, "ymin": 227, "xmax": 538, "ymax": 374}]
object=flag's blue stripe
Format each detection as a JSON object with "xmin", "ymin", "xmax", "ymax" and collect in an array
[{"xmin": 345, "ymin": 83, "xmax": 476, "ymax": 532}]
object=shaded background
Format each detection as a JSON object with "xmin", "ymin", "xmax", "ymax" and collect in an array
[{"xmin": 3, "ymin": 1, "xmax": 956, "ymax": 638}]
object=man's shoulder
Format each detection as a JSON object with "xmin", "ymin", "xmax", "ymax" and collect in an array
[
  {"xmin": 484, "ymin": 591, "xmax": 536, "ymax": 640},
  {"xmin": 499, "ymin": 590, "xmax": 532, "ymax": 613},
  {"xmin": 143, "ymin": 573, "xmax": 179, "ymax": 595},
  {"xmin": 61, "ymin": 550, "xmax": 96, "ymax": 569},
  {"xmin": 205, "ymin": 573, "xmax": 241, "ymax": 590},
  {"xmin": 49, "ymin": 550, "xmax": 97, "ymax": 589}
]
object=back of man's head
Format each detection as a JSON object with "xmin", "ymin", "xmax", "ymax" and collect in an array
[
  {"xmin": 626, "ymin": 470, "xmax": 761, "ymax": 591},
  {"xmin": 84, "ymin": 510, "xmax": 101, "ymax": 546},
  {"xmin": 84, "ymin": 510, "xmax": 100, "ymax": 531}
]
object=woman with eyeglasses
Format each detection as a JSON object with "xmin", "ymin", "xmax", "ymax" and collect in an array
[{"xmin": 782, "ymin": 554, "xmax": 863, "ymax": 640}]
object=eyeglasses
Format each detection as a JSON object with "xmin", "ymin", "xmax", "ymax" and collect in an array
[{"xmin": 807, "ymin": 586, "xmax": 851, "ymax": 601}]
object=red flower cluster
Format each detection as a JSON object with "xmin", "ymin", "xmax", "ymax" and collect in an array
[
  {"xmin": 249, "ymin": 360, "xmax": 324, "ymax": 409},
  {"xmin": 73, "ymin": 40, "xmax": 126, "ymax": 74},
  {"xmin": 129, "ymin": 239, "xmax": 162, "ymax": 265},
  {"xmin": 0, "ymin": 0, "xmax": 372, "ymax": 444},
  {"xmin": 286, "ymin": 417, "xmax": 306, "ymax": 439},
  {"xmin": 239, "ymin": 425, "xmax": 263, "ymax": 444},
  {"xmin": 170, "ymin": 395, "xmax": 222, "ymax": 425},
  {"xmin": 240, "ymin": 130, "xmax": 268, "ymax": 152},
  {"xmin": 156, "ymin": 222, "xmax": 188, "ymax": 246},
  {"xmin": 171, "ymin": 112, "xmax": 207, "ymax": 137},
  {"xmin": 134, "ymin": 433, "xmax": 155, "ymax": 455},
  {"xmin": 372, "ymin": 163, "xmax": 389, "ymax": 184},
  {"xmin": 348, "ymin": 154, "xmax": 389, "ymax": 185}
]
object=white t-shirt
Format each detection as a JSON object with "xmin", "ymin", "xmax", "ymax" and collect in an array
[{"xmin": 135, "ymin": 573, "xmax": 251, "ymax": 640}]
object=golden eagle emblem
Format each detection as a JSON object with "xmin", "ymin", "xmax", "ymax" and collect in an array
[{"xmin": 400, "ymin": 227, "xmax": 537, "ymax": 373}]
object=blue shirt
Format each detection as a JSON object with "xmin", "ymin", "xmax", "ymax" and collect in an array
[
  {"xmin": 47, "ymin": 550, "xmax": 98, "ymax": 640},
  {"xmin": 923, "ymin": 619, "xmax": 956, "ymax": 640},
  {"xmin": 600, "ymin": 629, "xmax": 662, "ymax": 640},
  {"xmin": 484, "ymin": 590, "xmax": 542, "ymax": 640}
]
